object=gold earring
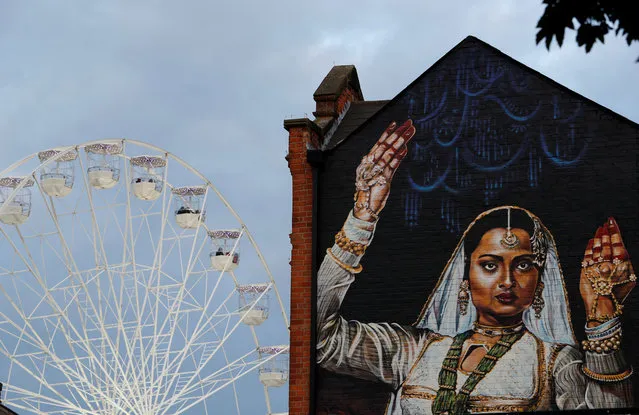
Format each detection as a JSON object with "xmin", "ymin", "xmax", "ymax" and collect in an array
[
  {"xmin": 532, "ymin": 281, "xmax": 545, "ymax": 319},
  {"xmin": 458, "ymin": 280, "xmax": 470, "ymax": 316}
]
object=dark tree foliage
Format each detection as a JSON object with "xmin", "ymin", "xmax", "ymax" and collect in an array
[{"xmin": 536, "ymin": 0, "xmax": 639, "ymax": 62}]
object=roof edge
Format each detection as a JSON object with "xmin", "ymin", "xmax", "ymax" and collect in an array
[{"xmin": 283, "ymin": 117, "xmax": 322, "ymax": 135}]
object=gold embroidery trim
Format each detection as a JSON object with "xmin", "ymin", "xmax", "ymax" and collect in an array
[
  {"xmin": 530, "ymin": 335, "xmax": 547, "ymax": 412},
  {"xmin": 401, "ymin": 386, "xmax": 540, "ymax": 412},
  {"xmin": 548, "ymin": 343, "xmax": 567, "ymax": 399}
]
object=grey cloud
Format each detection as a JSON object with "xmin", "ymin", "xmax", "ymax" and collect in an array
[{"xmin": 0, "ymin": 0, "xmax": 636, "ymax": 412}]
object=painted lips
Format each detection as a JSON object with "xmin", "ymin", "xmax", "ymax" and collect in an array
[{"xmin": 495, "ymin": 292, "xmax": 518, "ymax": 304}]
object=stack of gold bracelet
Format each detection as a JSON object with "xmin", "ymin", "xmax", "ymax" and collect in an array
[
  {"xmin": 335, "ymin": 230, "xmax": 367, "ymax": 256},
  {"xmin": 581, "ymin": 331, "xmax": 622, "ymax": 354}
]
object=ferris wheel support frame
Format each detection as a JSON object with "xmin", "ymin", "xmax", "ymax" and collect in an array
[{"xmin": 0, "ymin": 138, "xmax": 290, "ymax": 415}]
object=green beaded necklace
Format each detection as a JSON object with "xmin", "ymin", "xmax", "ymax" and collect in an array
[{"xmin": 431, "ymin": 329, "xmax": 526, "ymax": 415}]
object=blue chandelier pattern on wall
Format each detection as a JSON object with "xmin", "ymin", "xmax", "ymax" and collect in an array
[{"xmin": 401, "ymin": 49, "xmax": 589, "ymax": 233}]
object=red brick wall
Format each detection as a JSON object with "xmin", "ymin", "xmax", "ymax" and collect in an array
[
  {"xmin": 287, "ymin": 71, "xmax": 362, "ymax": 414},
  {"xmin": 286, "ymin": 123, "xmax": 316, "ymax": 415},
  {"xmin": 336, "ymin": 87, "xmax": 359, "ymax": 114},
  {"xmin": 315, "ymin": 86, "xmax": 360, "ymax": 118}
]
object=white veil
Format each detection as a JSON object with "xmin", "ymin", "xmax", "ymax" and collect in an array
[{"xmin": 414, "ymin": 206, "xmax": 577, "ymax": 346}]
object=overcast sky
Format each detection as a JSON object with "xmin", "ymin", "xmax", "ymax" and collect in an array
[{"xmin": 0, "ymin": 0, "xmax": 637, "ymax": 413}]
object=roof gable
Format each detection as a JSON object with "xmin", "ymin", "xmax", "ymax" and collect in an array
[{"xmin": 329, "ymin": 35, "xmax": 637, "ymax": 151}]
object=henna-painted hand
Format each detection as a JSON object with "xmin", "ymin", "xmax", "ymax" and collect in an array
[
  {"xmin": 352, "ymin": 120, "xmax": 416, "ymax": 222},
  {"xmin": 580, "ymin": 217, "xmax": 636, "ymax": 327}
]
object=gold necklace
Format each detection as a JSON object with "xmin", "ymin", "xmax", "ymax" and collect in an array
[{"xmin": 472, "ymin": 321, "xmax": 525, "ymax": 337}]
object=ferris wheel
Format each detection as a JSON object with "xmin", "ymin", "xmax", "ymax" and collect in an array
[{"xmin": 0, "ymin": 139, "xmax": 290, "ymax": 415}]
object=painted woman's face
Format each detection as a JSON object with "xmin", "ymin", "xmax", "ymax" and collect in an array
[{"xmin": 468, "ymin": 228, "xmax": 540, "ymax": 325}]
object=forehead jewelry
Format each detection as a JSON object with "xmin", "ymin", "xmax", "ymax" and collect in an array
[{"xmin": 500, "ymin": 208, "xmax": 520, "ymax": 249}]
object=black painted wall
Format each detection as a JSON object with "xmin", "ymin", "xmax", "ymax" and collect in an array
[{"xmin": 314, "ymin": 38, "xmax": 639, "ymax": 414}]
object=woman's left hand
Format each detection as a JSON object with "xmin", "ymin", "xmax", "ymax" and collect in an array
[{"xmin": 580, "ymin": 217, "xmax": 636, "ymax": 327}]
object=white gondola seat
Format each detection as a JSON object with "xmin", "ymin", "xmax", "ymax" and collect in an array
[
  {"xmin": 38, "ymin": 149, "xmax": 77, "ymax": 198},
  {"xmin": 257, "ymin": 346, "xmax": 289, "ymax": 388},
  {"xmin": 175, "ymin": 207, "xmax": 202, "ymax": 229},
  {"xmin": 88, "ymin": 167, "xmax": 118, "ymax": 189},
  {"xmin": 237, "ymin": 284, "xmax": 269, "ymax": 327},
  {"xmin": 209, "ymin": 229, "xmax": 241, "ymax": 271},
  {"xmin": 130, "ymin": 156, "xmax": 166, "ymax": 201},
  {"xmin": 0, "ymin": 177, "xmax": 34, "ymax": 225},
  {"xmin": 210, "ymin": 251, "xmax": 239, "ymax": 271},
  {"xmin": 0, "ymin": 202, "xmax": 28, "ymax": 225},
  {"xmin": 41, "ymin": 174, "xmax": 73, "ymax": 198},
  {"xmin": 85, "ymin": 143, "xmax": 122, "ymax": 190},
  {"xmin": 132, "ymin": 177, "xmax": 161, "ymax": 201},
  {"xmin": 239, "ymin": 305, "xmax": 268, "ymax": 326},
  {"xmin": 173, "ymin": 186, "xmax": 206, "ymax": 229},
  {"xmin": 259, "ymin": 369, "xmax": 288, "ymax": 387}
]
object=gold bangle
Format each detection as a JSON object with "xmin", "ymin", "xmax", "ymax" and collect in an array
[
  {"xmin": 582, "ymin": 365, "xmax": 633, "ymax": 383},
  {"xmin": 334, "ymin": 230, "xmax": 367, "ymax": 256},
  {"xmin": 587, "ymin": 313, "xmax": 621, "ymax": 324},
  {"xmin": 365, "ymin": 207, "xmax": 379, "ymax": 221},
  {"xmin": 587, "ymin": 297, "xmax": 623, "ymax": 324},
  {"xmin": 326, "ymin": 248, "xmax": 363, "ymax": 274}
]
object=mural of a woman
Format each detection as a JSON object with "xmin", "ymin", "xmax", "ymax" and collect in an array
[{"xmin": 317, "ymin": 120, "xmax": 635, "ymax": 414}]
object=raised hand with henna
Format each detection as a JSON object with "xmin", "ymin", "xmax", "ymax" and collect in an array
[
  {"xmin": 352, "ymin": 119, "xmax": 416, "ymax": 223},
  {"xmin": 580, "ymin": 217, "xmax": 636, "ymax": 327}
]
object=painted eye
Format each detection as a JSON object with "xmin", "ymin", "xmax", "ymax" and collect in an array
[
  {"xmin": 516, "ymin": 261, "xmax": 533, "ymax": 271},
  {"xmin": 481, "ymin": 262, "xmax": 497, "ymax": 272}
]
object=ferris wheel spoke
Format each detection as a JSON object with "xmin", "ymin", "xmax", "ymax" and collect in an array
[
  {"xmin": 162, "ymin": 226, "xmax": 244, "ymax": 361},
  {"xmin": 4, "ymin": 383, "xmax": 94, "ymax": 415},
  {"xmin": 31, "ymin": 179, "xmax": 139, "ymax": 402},
  {"xmin": 0, "ymin": 224, "xmax": 150, "ymax": 414},
  {"xmin": 26, "ymin": 160, "xmax": 145, "ymax": 415},
  {"xmin": 75, "ymin": 153, "xmax": 144, "ymax": 406},
  {"xmin": 158, "ymin": 222, "xmax": 210, "ymax": 335},
  {"xmin": 0, "ymin": 312, "xmax": 99, "ymax": 412},
  {"xmin": 162, "ymin": 346, "xmax": 284, "ymax": 415},
  {"xmin": 155, "ymin": 282, "xmax": 270, "ymax": 409},
  {"xmin": 211, "ymin": 324, "xmax": 242, "ymax": 414},
  {"xmin": 0, "ymin": 227, "xmax": 100, "ymax": 372},
  {"xmin": 1, "ymin": 312, "xmax": 132, "ymax": 413},
  {"xmin": 145, "ymin": 220, "xmax": 211, "ymax": 392},
  {"xmin": 215, "ymin": 263, "xmax": 267, "ymax": 414},
  {"xmin": 149, "ymin": 280, "xmax": 237, "ymax": 409},
  {"xmin": 145, "ymin": 159, "xmax": 178, "ymax": 403},
  {"xmin": 115, "ymin": 154, "xmax": 151, "ymax": 399}
]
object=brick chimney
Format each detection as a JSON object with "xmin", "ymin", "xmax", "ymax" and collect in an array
[
  {"xmin": 313, "ymin": 65, "xmax": 364, "ymax": 117},
  {"xmin": 284, "ymin": 65, "xmax": 363, "ymax": 415}
]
